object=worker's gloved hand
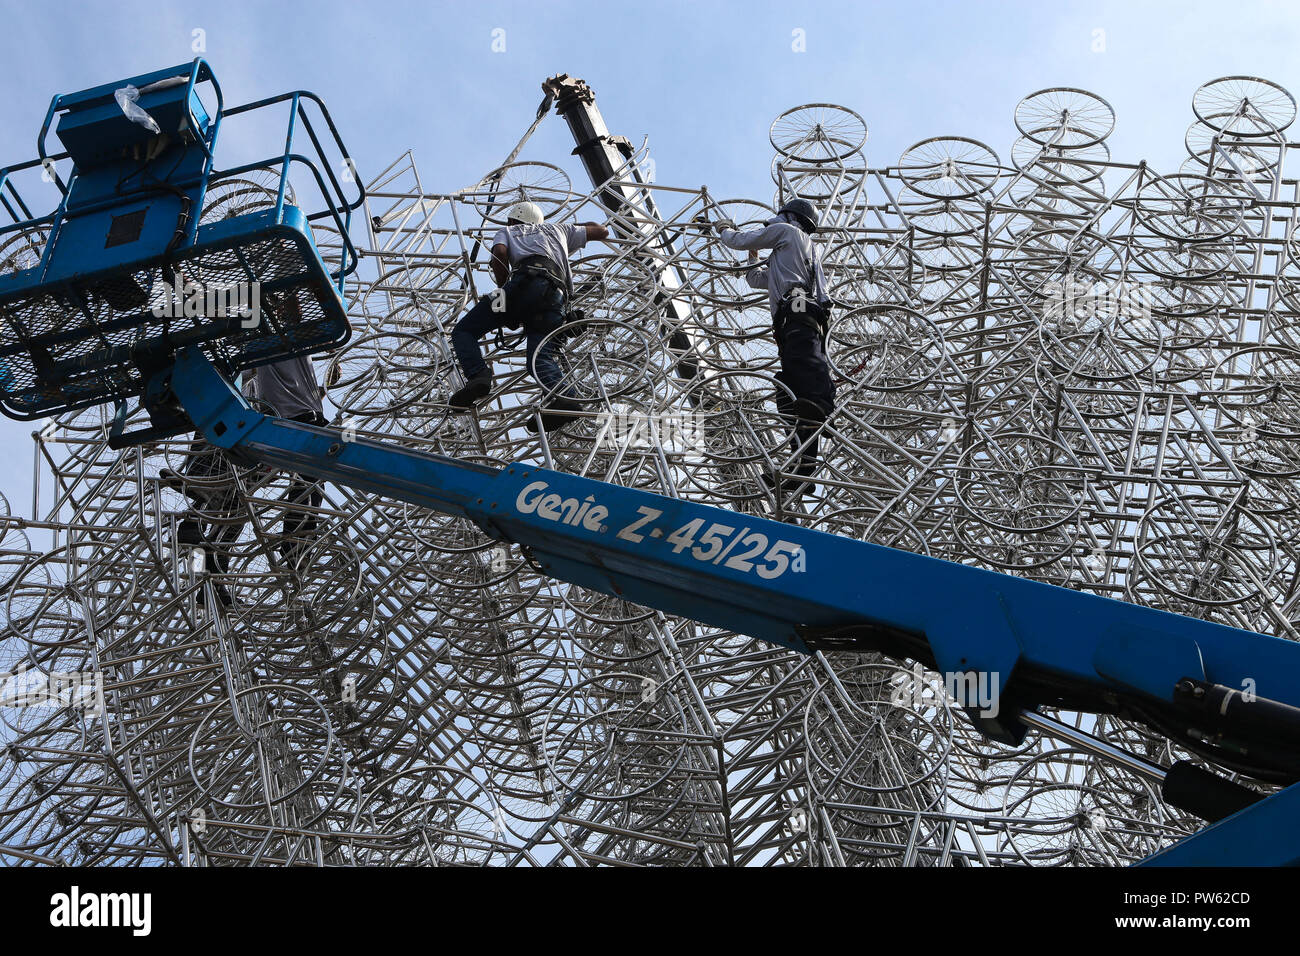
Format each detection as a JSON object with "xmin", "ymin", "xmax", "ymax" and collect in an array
[{"xmin": 710, "ymin": 219, "xmax": 736, "ymax": 234}]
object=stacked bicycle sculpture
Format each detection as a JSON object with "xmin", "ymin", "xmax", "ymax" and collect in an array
[{"xmin": 1, "ymin": 77, "xmax": 1297, "ymax": 866}]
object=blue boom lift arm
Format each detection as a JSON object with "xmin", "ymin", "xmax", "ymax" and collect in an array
[
  {"xmin": 3, "ymin": 61, "xmax": 1300, "ymax": 865},
  {"xmin": 168, "ymin": 346, "xmax": 1300, "ymax": 864}
]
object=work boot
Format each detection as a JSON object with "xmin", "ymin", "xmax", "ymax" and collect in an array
[
  {"xmin": 760, "ymin": 470, "xmax": 816, "ymax": 498},
  {"xmin": 196, "ymin": 581, "xmax": 234, "ymax": 609},
  {"xmin": 527, "ymin": 396, "xmax": 582, "ymax": 433},
  {"xmin": 542, "ymin": 396, "xmax": 583, "ymax": 431},
  {"xmin": 792, "ymin": 396, "xmax": 831, "ymax": 424},
  {"xmin": 177, "ymin": 518, "xmax": 206, "ymax": 546},
  {"xmin": 448, "ymin": 371, "xmax": 493, "ymax": 410},
  {"xmin": 159, "ymin": 467, "xmax": 187, "ymax": 492}
]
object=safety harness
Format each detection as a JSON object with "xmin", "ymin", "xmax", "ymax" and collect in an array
[
  {"xmin": 513, "ymin": 254, "xmax": 568, "ymax": 295},
  {"xmin": 494, "ymin": 228, "xmax": 573, "ymax": 349},
  {"xmin": 775, "ymin": 247, "xmax": 831, "ymax": 340}
]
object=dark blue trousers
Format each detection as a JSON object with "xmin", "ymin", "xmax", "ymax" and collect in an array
[
  {"xmin": 773, "ymin": 300, "xmax": 835, "ymax": 474},
  {"xmin": 451, "ymin": 273, "xmax": 571, "ymax": 395}
]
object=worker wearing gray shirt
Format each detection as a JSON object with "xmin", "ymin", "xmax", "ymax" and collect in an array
[
  {"xmin": 163, "ymin": 288, "xmax": 330, "ymax": 601},
  {"xmin": 244, "ymin": 292, "xmax": 329, "ymax": 567},
  {"xmin": 714, "ymin": 198, "xmax": 835, "ymax": 496},
  {"xmin": 244, "ymin": 353, "xmax": 323, "ymax": 422},
  {"xmin": 447, "ymin": 200, "xmax": 609, "ymax": 430}
]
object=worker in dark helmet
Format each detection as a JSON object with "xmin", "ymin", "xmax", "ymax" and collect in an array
[
  {"xmin": 448, "ymin": 200, "xmax": 609, "ymax": 430},
  {"xmin": 711, "ymin": 198, "xmax": 834, "ymax": 496}
]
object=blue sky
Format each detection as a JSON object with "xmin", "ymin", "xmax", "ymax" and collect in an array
[{"xmin": 0, "ymin": 0, "xmax": 1298, "ymax": 515}]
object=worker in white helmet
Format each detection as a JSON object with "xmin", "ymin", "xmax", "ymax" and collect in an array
[
  {"xmin": 711, "ymin": 197, "xmax": 835, "ymax": 496},
  {"xmin": 448, "ymin": 200, "xmax": 609, "ymax": 429}
]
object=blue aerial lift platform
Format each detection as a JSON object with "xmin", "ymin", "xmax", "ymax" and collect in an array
[
  {"xmin": 0, "ymin": 59, "xmax": 361, "ymax": 439},
  {"xmin": 2, "ymin": 61, "xmax": 1299, "ymax": 866}
]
